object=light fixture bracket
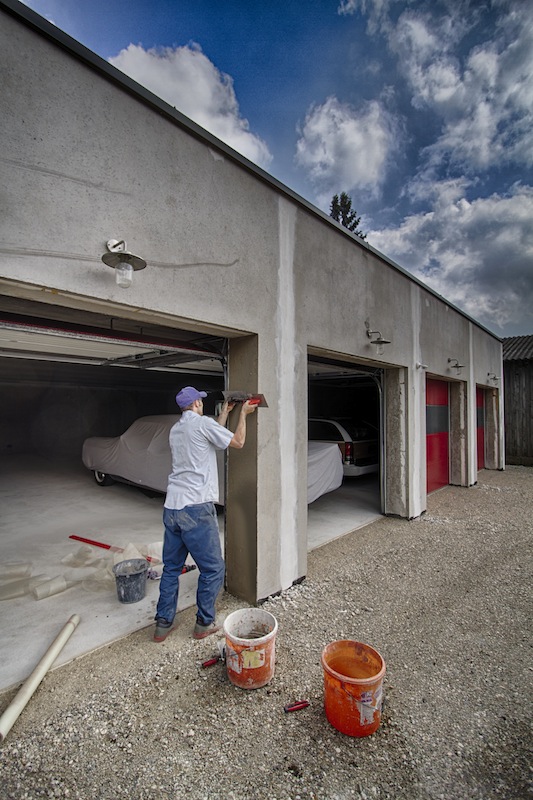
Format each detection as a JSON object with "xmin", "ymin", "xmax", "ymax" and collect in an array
[{"xmin": 448, "ymin": 357, "xmax": 465, "ymax": 373}]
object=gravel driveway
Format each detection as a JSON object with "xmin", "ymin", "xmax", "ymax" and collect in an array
[{"xmin": 1, "ymin": 466, "xmax": 531, "ymax": 799}]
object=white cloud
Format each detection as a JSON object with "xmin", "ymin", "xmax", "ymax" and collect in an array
[
  {"xmin": 337, "ymin": 0, "xmax": 397, "ymax": 34},
  {"xmin": 369, "ymin": 182, "xmax": 533, "ymax": 333},
  {"xmin": 295, "ymin": 96, "xmax": 401, "ymax": 200},
  {"xmin": 109, "ymin": 43, "xmax": 272, "ymax": 169},
  {"xmin": 386, "ymin": 3, "xmax": 533, "ymax": 171}
]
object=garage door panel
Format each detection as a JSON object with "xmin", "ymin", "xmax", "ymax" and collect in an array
[
  {"xmin": 427, "ymin": 432, "xmax": 449, "ymax": 493},
  {"xmin": 426, "ymin": 378, "xmax": 449, "ymax": 493},
  {"xmin": 476, "ymin": 387, "xmax": 485, "ymax": 470}
]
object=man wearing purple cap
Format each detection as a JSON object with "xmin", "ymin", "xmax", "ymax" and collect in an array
[{"xmin": 154, "ymin": 386, "xmax": 256, "ymax": 642}]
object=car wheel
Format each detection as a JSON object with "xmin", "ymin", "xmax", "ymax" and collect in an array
[{"xmin": 94, "ymin": 470, "xmax": 115, "ymax": 486}]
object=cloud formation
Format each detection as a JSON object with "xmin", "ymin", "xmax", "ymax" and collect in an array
[
  {"xmin": 333, "ymin": 0, "xmax": 533, "ymax": 334},
  {"xmin": 294, "ymin": 96, "xmax": 401, "ymax": 202},
  {"xmin": 389, "ymin": 3, "xmax": 533, "ymax": 173},
  {"xmin": 109, "ymin": 43, "xmax": 272, "ymax": 168},
  {"xmin": 369, "ymin": 182, "xmax": 533, "ymax": 334}
]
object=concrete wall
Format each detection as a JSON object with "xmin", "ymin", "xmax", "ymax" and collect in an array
[{"xmin": 0, "ymin": 2, "xmax": 504, "ymax": 601}]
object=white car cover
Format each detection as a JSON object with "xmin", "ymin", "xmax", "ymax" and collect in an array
[
  {"xmin": 83, "ymin": 416, "xmax": 343, "ymax": 505},
  {"xmin": 307, "ymin": 441, "xmax": 343, "ymax": 504}
]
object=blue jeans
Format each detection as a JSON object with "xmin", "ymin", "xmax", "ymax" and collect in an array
[{"xmin": 155, "ymin": 503, "xmax": 225, "ymax": 627}]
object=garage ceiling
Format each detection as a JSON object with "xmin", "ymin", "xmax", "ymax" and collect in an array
[
  {"xmin": 0, "ymin": 296, "xmax": 226, "ymax": 375},
  {"xmin": 0, "ymin": 322, "xmax": 225, "ymax": 374}
]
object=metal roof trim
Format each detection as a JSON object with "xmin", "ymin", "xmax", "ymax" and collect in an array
[{"xmin": 502, "ymin": 335, "xmax": 533, "ymax": 361}]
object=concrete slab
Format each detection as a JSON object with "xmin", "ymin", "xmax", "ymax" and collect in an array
[{"xmin": 0, "ymin": 456, "xmax": 380, "ymax": 691}]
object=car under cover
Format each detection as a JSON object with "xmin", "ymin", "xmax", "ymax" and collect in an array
[{"xmin": 82, "ymin": 415, "xmax": 343, "ymax": 505}]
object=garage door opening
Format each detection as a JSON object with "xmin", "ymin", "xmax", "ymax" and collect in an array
[
  {"xmin": 0, "ymin": 295, "xmax": 231, "ymax": 691},
  {"xmin": 307, "ymin": 354, "xmax": 383, "ymax": 550}
]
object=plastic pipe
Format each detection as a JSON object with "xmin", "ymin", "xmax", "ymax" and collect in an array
[{"xmin": 0, "ymin": 614, "xmax": 80, "ymax": 742}]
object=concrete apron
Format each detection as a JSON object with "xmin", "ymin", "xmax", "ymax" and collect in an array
[{"xmin": 0, "ymin": 455, "xmax": 380, "ymax": 691}]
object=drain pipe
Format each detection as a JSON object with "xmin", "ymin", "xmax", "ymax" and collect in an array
[{"xmin": 0, "ymin": 614, "xmax": 80, "ymax": 742}]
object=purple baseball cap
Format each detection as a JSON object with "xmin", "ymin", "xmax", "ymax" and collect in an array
[{"xmin": 175, "ymin": 386, "xmax": 207, "ymax": 410}]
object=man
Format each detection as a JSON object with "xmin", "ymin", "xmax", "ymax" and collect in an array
[{"xmin": 154, "ymin": 386, "xmax": 256, "ymax": 642}]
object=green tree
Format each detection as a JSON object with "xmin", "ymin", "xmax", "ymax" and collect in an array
[{"xmin": 329, "ymin": 192, "xmax": 366, "ymax": 240}]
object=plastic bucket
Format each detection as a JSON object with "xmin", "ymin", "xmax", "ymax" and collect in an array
[
  {"xmin": 321, "ymin": 640, "xmax": 386, "ymax": 737},
  {"xmin": 223, "ymin": 608, "xmax": 278, "ymax": 689},
  {"xmin": 112, "ymin": 558, "xmax": 148, "ymax": 604}
]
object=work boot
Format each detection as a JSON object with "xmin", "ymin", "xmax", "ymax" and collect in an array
[
  {"xmin": 154, "ymin": 619, "xmax": 174, "ymax": 643},
  {"xmin": 193, "ymin": 621, "xmax": 221, "ymax": 640}
]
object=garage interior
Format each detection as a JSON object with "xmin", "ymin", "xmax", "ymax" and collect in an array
[{"xmin": 1, "ymin": 297, "xmax": 381, "ymax": 691}]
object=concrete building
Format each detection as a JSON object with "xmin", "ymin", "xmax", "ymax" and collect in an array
[{"xmin": 0, "ymin": 0, "xmax": 504, "ymax": 606}]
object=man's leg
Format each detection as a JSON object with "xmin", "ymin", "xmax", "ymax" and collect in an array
[
  {"xmin": 180, "ymin": 503, "xmax": 224, "ymax": 626},
  {"xmin": 155, "ymin": 507, "xmax": 188, "ymax": 627}
]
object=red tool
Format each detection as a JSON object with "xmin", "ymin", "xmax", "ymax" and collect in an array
[
  {"xmin": 201, "ymin": 657, "xmax": 220, "ymax": 668},
  {"xmin": 68, "ymin": 535, "xmax": 196, "ymax": 574},
  {"xmin": 284, "ymin": 700, "xmax": 310, "ymax": 713}
]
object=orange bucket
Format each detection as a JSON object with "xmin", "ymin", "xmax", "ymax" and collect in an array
[
  {"xmin": 223, "ymin": 608, "xmax": 278, "ymax": 690},
  {"xmin": 321, "ymin": 640, "xmax": 385, "ymax": 737}
]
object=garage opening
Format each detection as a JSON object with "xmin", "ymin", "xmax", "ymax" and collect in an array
[
  {"xmin": 0, "ymin": 295, "xmax": 230, "ymax": 691},
  {"xmin": 476, "ymin": 386, "xmax": 485, "ymax": 471},
  {"xmin": 307, "ymin": 354, "xmax": 383, "ymax": 549}
]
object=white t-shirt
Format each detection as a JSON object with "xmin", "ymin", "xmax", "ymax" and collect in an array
[{"xmin": 164, "ymin": 411, "xmax": 233, "ymax": 510}]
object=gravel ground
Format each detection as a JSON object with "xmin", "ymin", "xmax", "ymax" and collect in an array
[{"xmin": 1, "ymin": 466, "xmax": 532, "ymax": 800}]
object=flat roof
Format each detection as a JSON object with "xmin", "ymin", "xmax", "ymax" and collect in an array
[{"xmin": 1, "ymin": 0, "xmax": 501, "ymax": 342}]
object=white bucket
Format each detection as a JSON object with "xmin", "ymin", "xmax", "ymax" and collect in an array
[{"xmin": 223, "ymin": 608, "xmax": 278, "ymax": 689}]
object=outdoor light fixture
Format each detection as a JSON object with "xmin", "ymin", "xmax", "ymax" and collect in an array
[
  {"xmin": 366, "ymin": 329, "xmax": 391, "ymax": 346},
  {"xmin": 448, "ymin": 357, "xmax": 465, "ymax": 374},
  {"xmin": 101, "ymin": 239, "xmax": 147, "ymax": 289},
  {"xmin": 365, "ymin": 328, "xmax": 391, "ymax": 357}
]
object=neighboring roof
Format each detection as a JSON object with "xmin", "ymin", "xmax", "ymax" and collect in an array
[
  {"xmin": 1, "ymin": 0, "xmax": 502, "ymax": 343},
  {"xmin": 502, "ymin": 335, "xmax": 533, "ymax": 361}
]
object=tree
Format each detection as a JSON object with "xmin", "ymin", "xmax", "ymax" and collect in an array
[{"xmin": 329, "ymin": 192, "xmax": 366, "ymax": 240}]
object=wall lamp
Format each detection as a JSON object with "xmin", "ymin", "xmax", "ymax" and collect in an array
[
  {"xmin": 366, "ymin": 329, "xmax": 391, "ymax": 357},
  {"xmin": 366, "ymin": 328, "xmax": 391, "ymax": 356},
  {"xmin": 367, "ymin": 329, "xmax": 391, "ymax": 346},
  {"xmin": 101, "ymin": 239, "xmax": 147, "ymax": 289},
  {"xmin": 448, "ymin": 357, "xmax": 465, "ymax": 374}
]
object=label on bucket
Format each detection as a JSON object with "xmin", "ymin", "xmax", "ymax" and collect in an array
[
  {"xmin": 242, "ymin": 649, "xmax": 265, "ymax": 669},
  {"xmin": 357, "ymin": 686, "xmax": 383, "ymax": 725},
  {"xmin": 226, "ymin": 645, "xmax": 265, "ymax": 673}
]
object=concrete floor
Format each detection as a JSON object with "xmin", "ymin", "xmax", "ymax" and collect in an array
[{"xmin": 0, "ymin": 455, "xmax": 380, "ymax": 691}]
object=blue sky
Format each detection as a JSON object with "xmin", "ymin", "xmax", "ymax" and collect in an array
[{"xmin": 20, "ymin": 0, "xmax": 533, "ymax": 337}]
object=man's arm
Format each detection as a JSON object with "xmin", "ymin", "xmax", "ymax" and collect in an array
[{"xmin": 228, "ymin": 400, "xmax": 256, "ymax": 449}]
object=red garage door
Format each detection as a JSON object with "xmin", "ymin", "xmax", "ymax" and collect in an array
[
  {"xmin": 426, "ymin": 378, "xmax": 449, "ymax": 493},
  {"xmin": 476, "ymin": 387, "xmax": 485, "ymax": 470}
]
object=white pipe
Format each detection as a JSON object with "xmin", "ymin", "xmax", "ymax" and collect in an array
[{"xmin": 0, "ymin": 614, "xmax": 80, "ymax": 742}]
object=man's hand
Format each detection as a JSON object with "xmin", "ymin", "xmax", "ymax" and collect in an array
[
  {"xmin": 241, "ymin": 400, "xmax": 257, "ymax": 416},
  {"xmin": 217, "ymin": 400, "xmax": 236, "ymax": 425}
]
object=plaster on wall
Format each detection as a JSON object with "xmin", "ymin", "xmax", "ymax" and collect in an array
[{"xmin": 277, "ymin": 198, "xmax": 298, "ymax": 590}]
